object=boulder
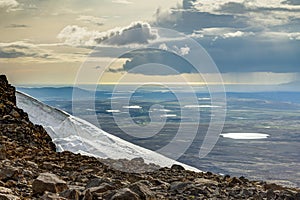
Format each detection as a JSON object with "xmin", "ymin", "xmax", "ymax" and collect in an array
[
  {"xmin": 88, "ymin": 183, "xmax": 115, "ymax": 194},
  {"xmin": 129, "ymin": 181, "xmax": 156, "ymax": 200},
  {"xmin": 32, "ymin": 173, "xmax": 68, "ymax": 195},
  {"xmin": 60, "ymin": 189, "xmax": 80, "ymax": 200},
  {"xmin": 110, "ymin": 188, "xmax": 140, "ymax": 200},
  {"xmin": 171, "ymin": 164, "xmax": 185, "ymax": 171},
  {"xmin": 0, "ymin": 166, "xmax": 19, "ymax": 181}
]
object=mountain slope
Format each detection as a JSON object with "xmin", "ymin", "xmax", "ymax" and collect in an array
[{"xmin": 16, "ymin": 91, "xmax": 200, "ymax": 172}]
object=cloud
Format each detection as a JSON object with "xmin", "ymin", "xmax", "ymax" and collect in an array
[
  {"xmin": 216, "ymin": 1, "xmax": 300, "ymax": 28},
  {"xmin": 193, "ymin": 28, "xmax": 254, "ymax": 39},
  {"xmin": 57, "ymin": 21, "xmax": 158, "ymax": 47},
  {"xmin": 156, "ymin": 0, "xmax": 300, "ymax": 35},
  {"xmin": 5, "ymin": 24, "xmax": 29, "ymax": 28},
  {"xmin": 112, "ymin": 0, "xmax": 133, "ymax": 4},
  {"xmin": 95, "ymin": 21, "xmax": 158, "ymax": 45},
  {"xmin": 151, "ymin": 0, "xmax": 300, "ymax": 74},
  {"xmin": 0, "ymin": 42, "xmax": 50, "ymax": 58},
  {"xmin": 0, "ymin": 0, "xmax": 19, "ymax": 11},
  {"xmin": 199, "ymin": 36, "xmax": 300, "ymax": 73},
  {"xmin": 158, "ymin": 43, "xmax": 190, "ymax": 56},
  {"xmin": 258, "ymin": 31, "xmax": 300, "ymax": 41},
  {"xmin": 57, "ymin": 25, "xmax": 97, "ymax": 47},
  {"xmin": 77, "ymin": 15, "xmax": 104, "ymax": 26},
  {"xmin": 119, "ymin": 49, "xmax": 197, "ymax": 75},
  {"xmin": 154, "ymin": 0, "xmax": 248, "ymax": 33},
  {"xmin": 282, "ymin": 0, "xmax": 300, "ymax": 5},
  {"xmin": 218, "ymin": 2, "xmax": 247, "ymax": 14},
  {"xmin": 182, "ymin": 0, "xmax": 197, "ymax": 10}
]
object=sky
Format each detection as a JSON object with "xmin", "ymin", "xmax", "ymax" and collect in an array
[{"xmin": 0, "ymin": 0, "xmax": 299, "ymax": 88}]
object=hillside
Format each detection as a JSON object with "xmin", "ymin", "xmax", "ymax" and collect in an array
[{"xmin": 0, "ymin": 75, "xmax": 299, "ymax": 199}]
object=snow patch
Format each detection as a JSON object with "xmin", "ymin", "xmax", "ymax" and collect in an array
[{"xmin": 221, "ymin": 133, "xmax": 270, "ymax": 140}]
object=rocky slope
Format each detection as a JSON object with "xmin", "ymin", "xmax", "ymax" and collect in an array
[{"xmin": 0, "ymin": 74, "xmax": 299, "ymax": 199}]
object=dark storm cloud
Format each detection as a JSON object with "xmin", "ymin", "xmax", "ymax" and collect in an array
[
  {"xmin": 198, "ymin": 36, "xmax": 300, "ymax": 73},
  {"xmin": 155, "ymin": 9, "xmax": 247, "ymax": 34},
  {"xmin": 119, "ymin": 49, "xmax": 197, "ymax": 75},
  {"xmin": 152, "ymin": 0, "xmax": 300, "ymax": 73}
]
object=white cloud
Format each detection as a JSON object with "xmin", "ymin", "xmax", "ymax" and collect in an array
[
  {"xmin": 194, "ymin": 28, "xmax": 254, "ymax": 39},
  {"xmin": 77, "ymin": 15, "xmax": 105, "ymax": 26},
  {"xmin": 57, "ymin": 21, "xmax": 158, "ymax": 47},
  {"xmin": 260, "ymin": 31, "xmax": 300, "ymax": 40},
  {"xmin": 112, "ymin": 0, "xmax": 133, "ymax": 4},
  {"xmin": 159, "ymin": 43, "xmax": 168, "ymax": 51},
  {"xmin": 57, "ymin": 25, "xmax": 98, "ymax": 47},
  {"xmin": 174, "ymin": 45, "xmax": 190, "ymax": 55},
  {"xmin": 223, "ymin": 31, "xmax": 251, "ymax": 38},
  {"xmin": 288, "ymin": 32, "xmax": 300, "ymax": 40},
  {"xmin": 158, "ymin": 43, "xmax": 190, "ymax": 56},
  {"xmin": 0, "ymin": 0, "xmax": 19, "ymax": 11}
]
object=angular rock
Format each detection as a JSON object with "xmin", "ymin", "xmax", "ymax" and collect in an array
[
  {"xmin": 88, "ymin": 183, "xmax": 115, "ymax": 194},
  {"xmin": 85, "ymin": 178, "xmax": 108, "ymax": 189},
  {"xmin": 40, "ymin": 192, "xmax": 67, "ymax": 200},
  {"xmin": 82, "ymin": 189, "xmax": 92, "ymax": 200},
  {"xmin": 129, "ymin": 181, "xmax": 156, "ymax": 200},
  {"xmin": 171, "ymin": 164, "xmax": 185, "ymax": 171},
  {"xmin": 0, "ymin": 194, "xmax": 20, "ymax": 200},
  {"xmin": 0, "ymin": 144, "xmax": 6, "ymax": 160},
  {"xmin": 110, "ymin": 188, "xmax": 140, "ymax": 200},
  {"xmin": 32, "ymin": 173, "xmax": 68, "ymax": 195},
  {"xmin": 0, "ymin": 187, "xmax": 12, "ymax": 194},
  {"xmin": 0, "ymin": 166, "xmax": 19, "ymax": 181},
  {"xmin": 194, "ymin": 178, "xmax": 218, "ymax": 186},
  {"xmin": 60, "ymin": 189, "xmax": 80, "ymax": 200},
  {"xmin": 169, "ymin": 181, "xmax": 191, "ymax": 193}
]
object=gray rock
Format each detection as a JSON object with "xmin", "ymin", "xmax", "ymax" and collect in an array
[
  {"xmin": 131, "ymin": 157, "xmax": 144, "ymax": 163},
  {"xmin": 171, "ymin": 164, "xmax": 185, "ymax": 171},
  {"xmin": 40, "ymin": 192, "xmax": 67, "ymax": 200},
  {"xmin": 82, "ymin": 189, "xmax": 92, "ymax": 200},
  {"xmin": 110, "ymin": 188, "xmax": 139, "ymax": 200},
  {"xmin": 0, "ymin": 166, "xmax": 19, "ymax": 181},
  {"xmin": 0, "ymin": 187, "xmax": 12, "ymax": 194},
  {"xmin": 129, "ymin": 181, "xmax": 156, "ymax": 200},
  {"xmin": 0, "ymin": 194, "xmax": 20, "ymax": 200},
  {"xmin": 0, "ymin": 144, "xmax": 6, "ymax": 160},
  {"xmin": 87, "ymin": 183, "xmax": 115, "ymax": 194},
  {"xmin": 60, "ymin": 189, "xmax": 80, "ymax": 200},
  {"xmin": 85, "ymin": 178, "xmax": 109, "ymax": 189},
  {"xmin": 169, "ymin": 181, "xmax": 191, "ymax": 193},
  {"xmin": 32, "ymin": 172, "xmax": 68, "ymax": 195},
  {"xmin": 194, "ymin": 178, "xmax": 218, "ymax": 186}
]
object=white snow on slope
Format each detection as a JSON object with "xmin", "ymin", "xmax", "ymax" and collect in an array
[{"xmin": 16, "ymin": 91, "xmax": 200, "ymax": 172}]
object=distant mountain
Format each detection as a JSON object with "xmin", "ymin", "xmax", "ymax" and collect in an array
[{"xmin": 17, "ymin": 87, "xmax": 93, "ymax": 101}]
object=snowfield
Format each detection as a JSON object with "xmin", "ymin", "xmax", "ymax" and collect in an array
[{"xmin": 16, "ymin": 91, "xmax": 200, "ymax": 172}]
